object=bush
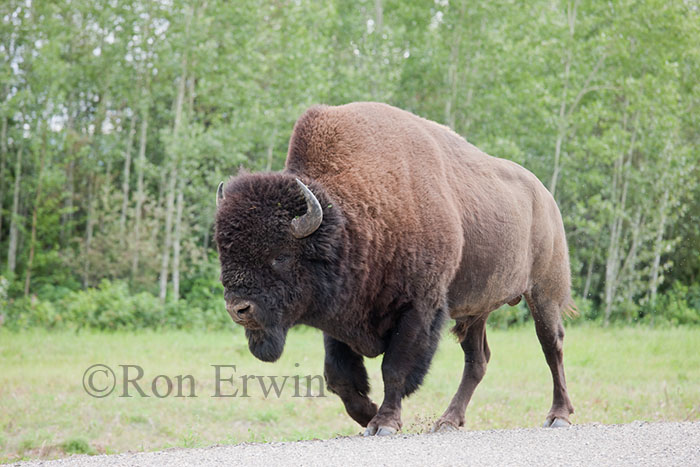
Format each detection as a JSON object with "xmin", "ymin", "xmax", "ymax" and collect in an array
[
  {"xmin": 572, "ymin": 295, "xmax": 597, "ymax": 322},
  {"xmin": 487, "ymin": 301, "xmax": 531, "ymax": 329},
  {"xmin": 1, "ymin": 279, "xmax": 233, "ymax": 331},
  {"xmin": 640, "ymin": 282, "xmax": 700, "ymax": 326},
  {"xmin": 61, "ymin": 438, "xmax": 94, "ymax": 455},
  {"xmin": 2, "ymin": 277, "xmax": 698, "ymax": 331},
  {"xmin": 3, "ymin": 296, "xmax": 61, "ymax": 329}
]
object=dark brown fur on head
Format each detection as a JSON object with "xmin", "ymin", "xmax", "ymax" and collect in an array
[{"xmin": 214, "ymin": 172, "xmax": 346, "ymax": 362}]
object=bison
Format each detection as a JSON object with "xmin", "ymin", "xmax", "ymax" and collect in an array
[{"xmin": 214, "ymin": 102, "xmax": 575, "ymax": 436}]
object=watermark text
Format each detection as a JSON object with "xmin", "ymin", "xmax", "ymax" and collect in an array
[{"xmin": 82, "ymin": 363, "xmax": 326, "ymax": 399}]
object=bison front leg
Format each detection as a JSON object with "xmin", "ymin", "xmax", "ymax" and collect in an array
[
  {"xmin": 364, "ymin": 304, "xmax": 445, "ymax": 436},
  {"xmin": 323, "ymin": 334, "xmax": 378, "ymax": 427}
]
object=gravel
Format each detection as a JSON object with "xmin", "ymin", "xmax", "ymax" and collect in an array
[{"xmin": 15, "ymin": 421, "xmax": 700, "ymax": 467}]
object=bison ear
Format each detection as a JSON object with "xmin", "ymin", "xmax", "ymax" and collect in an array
[{"xmin": 216, "ymin": 181, "xmax": 225, "ymax": 207}]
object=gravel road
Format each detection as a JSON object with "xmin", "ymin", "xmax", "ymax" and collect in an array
[{"xmin": 16, "ymin": 421, "xmax": 700, "ymax": 466}]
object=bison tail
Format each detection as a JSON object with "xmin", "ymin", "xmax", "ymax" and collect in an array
[{"xmin": 563, "ymin": 296, "xmax": 579, "ymax": 319}]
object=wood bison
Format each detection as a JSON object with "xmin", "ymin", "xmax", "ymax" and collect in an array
[{"xmin": 214, "ymin": 102, "xmax": 575, "ymax": 436}]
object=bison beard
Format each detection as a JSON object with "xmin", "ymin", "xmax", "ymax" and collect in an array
[
  {"xmin": 215, "ymin": 102, "xmax": 576, "ymax": 436},
  {"xmin": 245, "ymin": 327, "xmax": 288, "ymax": 363}
]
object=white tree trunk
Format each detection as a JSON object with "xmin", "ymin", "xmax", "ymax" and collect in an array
[
  {"xmin": 61, "ymin": 158, "xmax": 74, "ymax": 246},
  {"xmin": 82, "ymin": 94, "xmax": 107, "ymax": 287},
  {"xmin": 172, "ymin": 179, "xmax": 184, "ymax": 300},
  {"xmin": 159, "ymin": 67, "xmax": 188, "ymax": 303},
  {"xmin": 0, "ymin": 114, "xmax": 7, "ymax": 244},
  {"xmin": 603, "ymin": 113, "xmax": 637, "ymax": 324},
  {"xmin": 161, "ymin": 4, "xmax": 193, "ymax": 302},
  {"xmin": 604, "ymin": 157, "xmax": 628, "ymax": 324},
  {"xmin": 549, "ymin": 0, "xmax": 576, "ymax": 197},
  {"xmin": 582, "ymin": 254, "xmax": 595, "ymax": 300},
  {"xmin": 119, "ymin": 115, "xmax": 137, "ymax": 237},
  {"xmin": 83, "ymin": 176, "xmax": 95, "ymax": 288},
  {"xmin": 24, "ymin": 126, "xmax": 47, "ymax": 296},
  {"xmin": 648, "ymin": 188, "xmax": 670, "ymax": 305},
  {"xmin": 265, "ymin": 129, "xmax": 278, "ymax": 171},
  {"xmin": 159, "ymin": 167, "xmax": 177, "ymax": 303},
  {"xmin": 131, "ymin": 111, "xmax": 148, "ymax": 278},
  {"xmin": 7, "ymin": 143, "xmax": 23, "ymax": 274}
]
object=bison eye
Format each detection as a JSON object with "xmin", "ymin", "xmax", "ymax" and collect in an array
[{"xmin": 271, "ymin": 253, "xmax": 291, "ymax": 269}]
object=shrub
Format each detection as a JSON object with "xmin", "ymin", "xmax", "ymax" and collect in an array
[
  {"xmin": 639, "ymin": 281, "xmax": 700, "ymax": 326},
  {"xmin": 2, "ymin": 277, "xmax": 698, "ymax": 331},
  {"xmin": 2, "ymin": 279, "xmax": 232, "ymax": 331},
  {"xmin": 61, "ymin": 438, "xmax": 94, "ymax": 455},
  {"xmin": 487, "ymin": 301, "xmax": 530, "ymax": 329}
]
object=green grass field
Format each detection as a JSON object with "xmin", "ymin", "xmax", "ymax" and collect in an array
[{"xmin": 1, "ymin": 324, "xmax": 699, "ymax": 462}]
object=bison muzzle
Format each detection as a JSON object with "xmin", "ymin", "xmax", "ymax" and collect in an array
[{"xmin": 214, "ymin": 102, "xmax": 575, "ymax": 435}]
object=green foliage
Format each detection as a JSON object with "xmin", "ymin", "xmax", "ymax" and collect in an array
[
  {"xmin": 3, "ymin": 279, "xmax": 232, "ymax": 331},
  {"xmin": 487, "ymin": 302, "xmax": 531, "ymax": 330},
  {"xmin": 639, "ymin": 282, "xmax": 700, "ymax": 326},
  {"xmin": 0, "ymin": 0, "xmax": 698, "ymax": 330},
  {"xmin": 60, "ymin": 439, "xmax": 94, "ymax": 455}
]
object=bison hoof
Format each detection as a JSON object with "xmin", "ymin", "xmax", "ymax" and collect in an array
[
  {"xmin": 363, "ymin": 426, "xmax": 397, "ymax": 437},
  {"xmin": 543, "ymin": 417, "xmax": 571, "ymax": 428},
  {"xmin": 431, "ymin": 420, "xmax": 460, "ymax": 433}
]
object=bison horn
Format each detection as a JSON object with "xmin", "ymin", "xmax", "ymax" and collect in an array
[
  {"xmin": 216, "ymin": 181, "xmax": 225, "ymax": 207},
  {"xmin": 291, "ymin": 178, "xmax": 323, "ymax": 238}
]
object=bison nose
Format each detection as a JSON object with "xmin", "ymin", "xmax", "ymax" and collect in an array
[{"xmin": 227, "ymin": 299, "xmax": 254, "ymax": 318}]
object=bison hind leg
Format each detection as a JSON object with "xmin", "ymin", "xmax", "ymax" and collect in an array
[
  {"xmin": 435, "ymin": 314, "xmax": 490, "ymax": 432},
  {"xmin": 451, "ymin": 320, "xmax": 469, "ymax": 341},
  {"xmin": 524, "ymin": 289, "xmax": 575, "ymax": 427},
  {"xmin": 450, "ymin": 314, "xmax": 482, "ymax": 341}
]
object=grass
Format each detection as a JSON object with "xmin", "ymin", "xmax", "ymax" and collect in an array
[{"xmin": 1, "ymin": 324, "xmax": 699, "ymax": 462}]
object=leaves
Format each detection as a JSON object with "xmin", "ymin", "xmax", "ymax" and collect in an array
[{"xmin": 0, "ymin": 0, "xmax": 698, "ymax": 324}]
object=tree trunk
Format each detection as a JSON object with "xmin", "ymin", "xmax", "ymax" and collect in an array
[
  {"xmin": 130, "ymin": 2, "xmax": 153, "ymax": 279},
  {"xmin": 202, "ymin": 221, "xmax": 210, "ymax": 252},
  {"xmin": 160, "ymin": 4, "xmax": 192, "ymax": 303},
  {"xmin": 24, "ymin": 125, "xmax": 47, "ymax": 296},
  {"xmin": 159, "ymin": 168, "xmax": 176, "ymax": 303},
  {"xmin": 582, "ymin": 254, "xmax": 595, "ymax": 300},
  {"xmin": 61, "ymin": 158, "xmax": 75, "ymax": 246},
  {"xmin": 374, "ymin": 0, "xmax": 383, "ymax": 35},
  {"xmin": 171, "ymin": 68, "xmax": 198, "ymax": 301},
  {"xmin": 603, "ymin": 157, "xmax": 628, "ymax": 325},
  {"xmin": 603, "ymin": 112, "xmax": 637, "ymax": 325},
  {"xmin": 83, "ymin": 175, "xmax": 95, "ymax": 288},
  {"xmin": 7, "ymin": 142, "xmax": 23, "ymax": 274},
  {"xmin": 131, "ymin": 109, "xmax": 148, "ymax": 278},
  {"xmin": 443, "ymin": 5, "xmax": 466, "ymax": 130},
  {"xmin": 549, "ymin": 2, "xmax": 574, "ymax": 198},
  {"xmin": 82, "ymin": 94, "xmax": 108, "ymax": 287},
  {"xmin": 120, "ymin": 115, "xmax": 137, "ymax": 238},
  {"xmin": 648, "ymin": 188, "xmax": 670, "ymax": 306},
  {"xmin": 265, "ymin": 129, "xmax": 278, "ymax": 171},
  {"xmin": 619, "ymin": 209, "xmax": 643, "ymax": 320},
  {"xmin": 550, "ymin": 1, "xmax": 609, "ymax": 198},
  {"xmin": 0, "ymin": 114, "xmax": 7, "ymax": 244},
  {"xmin": 172, "ymin": 178, "xmax": 184, "ymax": 300},
  {"xmin": 370, "ymin": 0, "xmax": 383, "ymax": 98}
]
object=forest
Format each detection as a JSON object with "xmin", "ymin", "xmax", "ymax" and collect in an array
[{"xmin": 0, "ymin": 0, "xmax": 698, "ymax": 330}]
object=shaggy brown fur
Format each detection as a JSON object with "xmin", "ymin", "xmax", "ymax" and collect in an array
[{"xmin": 215, "ymin": 102, "xmax": 575, "ymax": 435}]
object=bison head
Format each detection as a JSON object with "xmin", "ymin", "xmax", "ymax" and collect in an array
[{"xmin": 214, "ymin": 173, "xmax": 340, "ymax": 362}]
